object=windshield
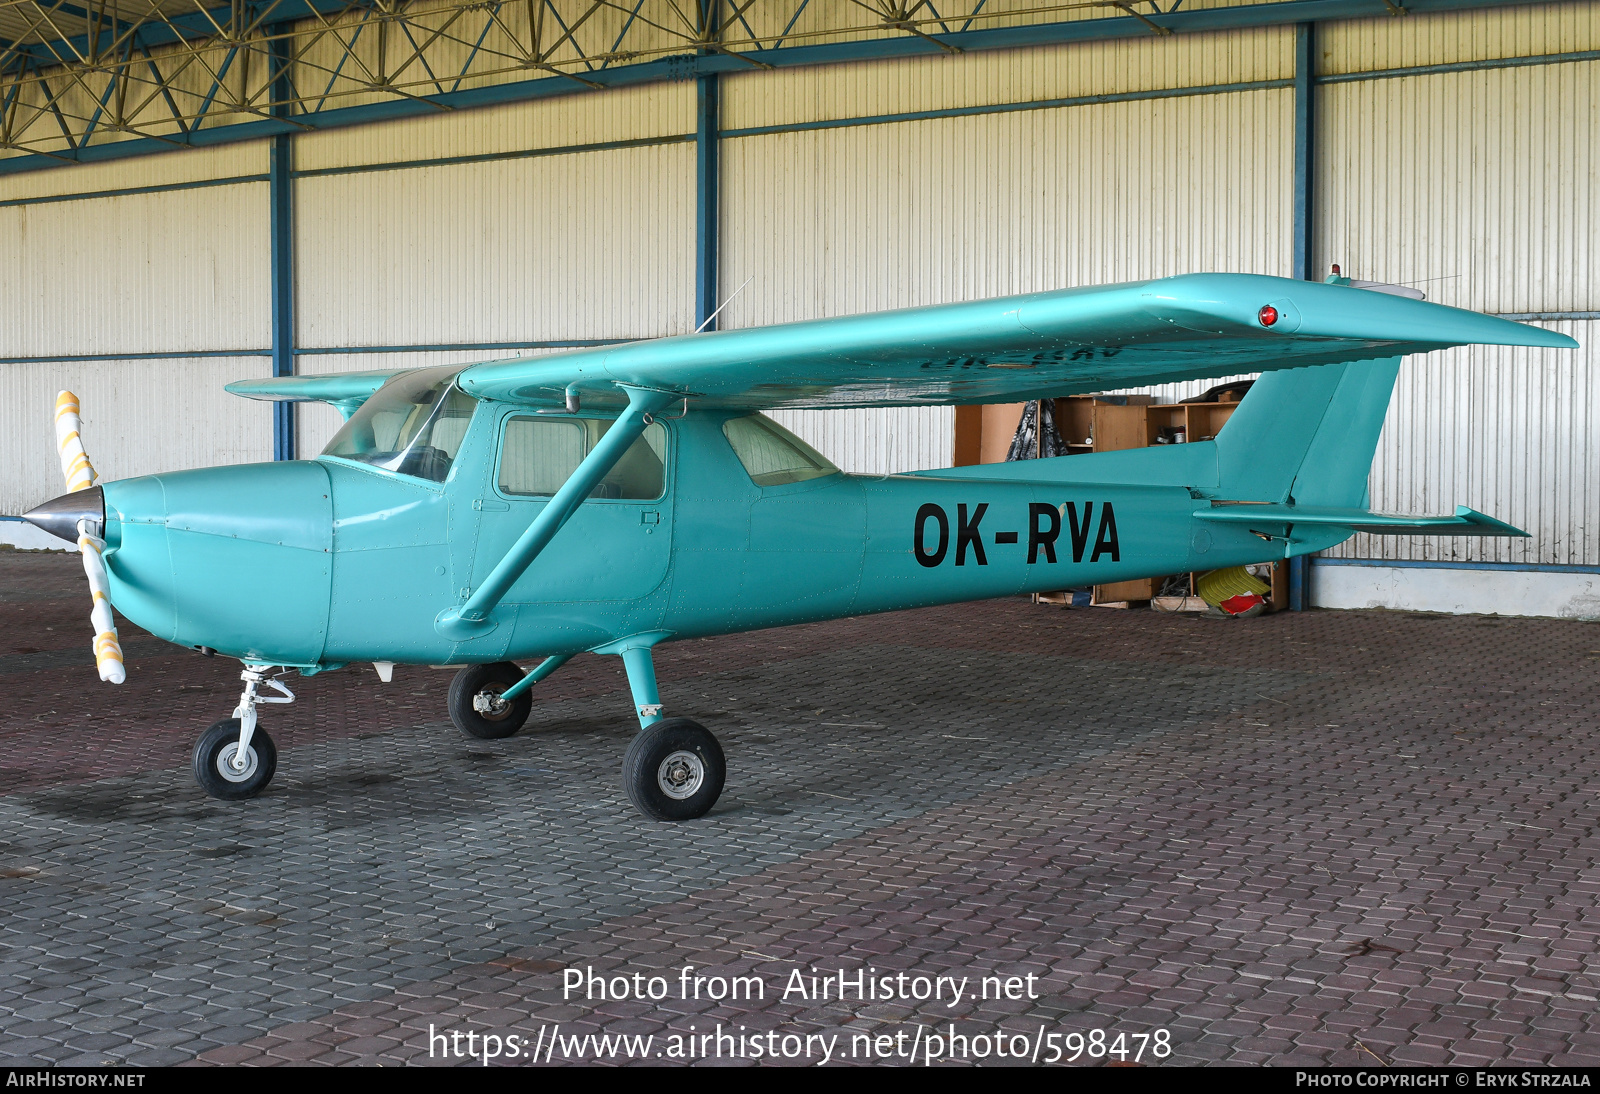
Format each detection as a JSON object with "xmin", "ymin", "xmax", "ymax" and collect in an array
[{"xmin": 322, "ymin": 365, "xmax": 477, "ymax": 482}]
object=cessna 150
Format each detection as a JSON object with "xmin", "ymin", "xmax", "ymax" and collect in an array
[{"xmin": 21, "ymin": 272, "xmax": 1576, "ymax": 820}]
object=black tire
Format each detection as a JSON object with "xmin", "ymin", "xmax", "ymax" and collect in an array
[
  {"xmin": 622, "ymin": 718, "xmax": 725, "ymax": 821},
  {"xmin": 448, "ymin": 662, "xmax": 533, "ymax": 739},
  {"xmin": 193, "ymin": 718, "xmax": 277, "ymax": 801}
]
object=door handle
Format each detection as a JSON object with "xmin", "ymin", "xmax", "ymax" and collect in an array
[{"xmin": 473, "ymin": 499, "xmax": 510, "ymax": 512}]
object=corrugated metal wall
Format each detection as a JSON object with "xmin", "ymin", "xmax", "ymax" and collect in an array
[
  {"xmin": 1355, "ymin": 327, "xmax": 1597, "ymax": 566},
  {"xmin": 295, "ymin": 143, "xmax": 695, "ymax": 351},
  {"xmin": 3, "ymin": 182, "xmax": 270, "ymax": 357},
  {"xmin": 294, "ymin": 84, "xmax": 693, "ymax": 173},
  {"xmin": 0, "ymin": 142, "xmax": 272, "ymax": 515},
  {"xmin": 1317, "ymin": 3, "xmax": 1600, "ymax": 565},
  {"xmin": 289, "ymin": 83, "xmax": 696, "ymax": 460},
  {"xmin": 720, "ymin": 28, "xmax": 1292, "ymax": 132},
  {"xmin": 0, "ymin": 358, "xmax": 275, "ymax": 516},
  {"xmin": 722, "ymin": 28, "xmax": 1291, "ymax": 474},
  {"xmin": 766, "ymin": 407, "xmax": 955, "ymax": 477}
]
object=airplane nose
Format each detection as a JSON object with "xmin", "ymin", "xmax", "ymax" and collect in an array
[{"xmin": 22, "ymin": 485, "xmax": 104, "ymax": 542}]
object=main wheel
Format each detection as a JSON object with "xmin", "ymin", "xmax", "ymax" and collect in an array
[
  {"xmin": 449, "ymin": 662, "xmax": 533, "ymax": 739},
  {"xmin": 622, "ymin": 718, "xmax": 725, "ymax": 821},
  {"xmin": 193, "ymin": 718, "xmax": 277, "ymax": 801}
]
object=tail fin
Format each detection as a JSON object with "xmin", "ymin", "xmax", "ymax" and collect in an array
[{"xmin": 1212, "ymin": 356, "xmax": 1400, "ymax": 505}]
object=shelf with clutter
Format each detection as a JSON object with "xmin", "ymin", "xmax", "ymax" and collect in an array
[{"xmin": 952, "ymin": 381, "xmax": 1287, "ymax": 614}]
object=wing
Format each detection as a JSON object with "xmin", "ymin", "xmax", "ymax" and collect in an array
[
  {"xmin": 225, "ymin": 370, "xmax": 407, "ymax": 419},
  {"xmin": 453, "ymin": 273, "xmax": 1576, "ymax": 410}
]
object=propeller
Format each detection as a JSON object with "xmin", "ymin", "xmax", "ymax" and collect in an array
[{"xmin": 53, "ymin": 391, "xmax": 125, "ymax": 685}]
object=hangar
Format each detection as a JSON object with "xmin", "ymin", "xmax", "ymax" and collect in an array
[
  {"xmin": 2, "ymin": 0, "xmax": 1597, "ymax": 617},
  {"xmin": 3, "ymin": 0, "xmax": 1600, "ymax": 1072}
]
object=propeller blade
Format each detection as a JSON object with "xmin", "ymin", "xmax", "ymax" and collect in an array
[
  {"xmin": 55, "ymin": 390, "xmax": 98, "ymax": 492},
  {"xmin": 78, "ymin": 522, "xmax": 125, "ymax": 685},
  {"xmin": 50, "ymin": 391, "xmax": 124, "ymax": 684}
]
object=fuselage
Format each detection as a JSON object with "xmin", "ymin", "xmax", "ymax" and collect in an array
[{"xmin": 99, "ymin": 406, "xmax": 1325, "ymax": 670}]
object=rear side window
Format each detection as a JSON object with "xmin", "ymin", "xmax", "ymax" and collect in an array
[
  {"xmin": 499, "ymin": 416, "xmax": 667, "ymax": 500},
  {"xmin": 722, "ymin": 414, "xmax": 839, "ymax": 487}
]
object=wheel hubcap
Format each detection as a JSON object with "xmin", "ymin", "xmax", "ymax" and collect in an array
[
  {"xmin": 473, "ymin": 687, "xmax": 510, "ymax": 718},
  {"xmin": 657, "ymin": 750, "xmax": 705, "ymax": 800},
  {"xmin": 217, "ymin": 743, "xmax": 258, "ymax": 783}
]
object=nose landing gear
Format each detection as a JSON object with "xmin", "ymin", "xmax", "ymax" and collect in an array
[{"xmin": 192, "ymin": 667, "xmax": 292, "ymax": 800}]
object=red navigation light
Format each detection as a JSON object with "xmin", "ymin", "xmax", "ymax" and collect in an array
[{"xmin": 1258, "ymin": 304, "xmax": 1279, "ymax": 327}]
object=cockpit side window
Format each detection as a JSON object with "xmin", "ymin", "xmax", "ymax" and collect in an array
[
  {"xmin": 722, "ymin": 414, "xmax": 839, "ymax": 487},
  {"xmin": 322, "ymin": 365, "xmax": 476, "ymax": 483},
  {"xmin": 498, "ymin": 416, "xmax": 667, "ymax": 500}
]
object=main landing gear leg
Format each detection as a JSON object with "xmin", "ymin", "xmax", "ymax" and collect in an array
[
  {"xmin": 193, "ymin": 666, "xmax": 292, "ymax": 801},
  {"xmin": 615, "ymin": 642, "xmax": 724, "ymax": 822}
]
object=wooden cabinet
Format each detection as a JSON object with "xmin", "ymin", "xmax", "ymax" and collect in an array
[
  {"xmin": 952, "ymin": 395, "xmax": 1236, "ymax": 465},
  {"xmin": 952, "ymin": 391, "xmax": 1256, "ymax": 608}
]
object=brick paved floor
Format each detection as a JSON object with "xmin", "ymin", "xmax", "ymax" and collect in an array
[{"xmin": 0, "ymin": 548, "xmax": 1597, "ymax": 1067}]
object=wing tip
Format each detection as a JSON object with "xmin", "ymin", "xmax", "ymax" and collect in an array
[
  {"xmin": 222, "ymin": 378, "xmax": 278, "ymax": 400},
  {"xmin": 1152, "ymin": 273, "xmax": 1582, "ymax": 352}
]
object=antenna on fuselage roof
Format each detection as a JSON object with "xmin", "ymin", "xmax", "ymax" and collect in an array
[{"xmin": 694, "ymin": 276, "xmax": 754, "ymax": 334}]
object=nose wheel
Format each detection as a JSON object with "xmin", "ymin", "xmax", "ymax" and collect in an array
[
  {"xmin": 193, "ymin": 666, "xmax": 293, "ymax": 801},
  {"xmin": 193, "ymin": 718, "xmax": 277, "ymax": 800}
]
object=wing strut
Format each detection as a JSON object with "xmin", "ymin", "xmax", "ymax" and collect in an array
[{"xmin": 434, "ymin": 384, "xmax": 678, "ymax": 641}]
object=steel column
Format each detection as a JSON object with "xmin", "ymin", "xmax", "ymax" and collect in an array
[
  {"xmin": 269, "ymin": 28, "xmax": 295, "ymax": 461},
  {"xmin": 1292, "ymin": 22, "xmax": 1317, "ymax": 283},
  {"xmin": 1289, "ymin": 21, "xmax": 1317, "ymax": 611},
  {"xmin": 695, "ymin": 71, "xmax": 720, "ymax": 332}
]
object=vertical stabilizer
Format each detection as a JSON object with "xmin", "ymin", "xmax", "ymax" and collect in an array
[{"xmin": 1211, "ymin": 356, "xmax": 1401, "ymax": 506}]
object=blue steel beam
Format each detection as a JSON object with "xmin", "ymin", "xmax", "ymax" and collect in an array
[
  {"xmin": 0, "ymin": 0, "xmax": 1559, "ymax": 175},
  {"xmin": 694, "ymin": 71, "xmax": 718, "ymax": 332},
  {"xmin": 1288, "ymin": 20, "xmax": 1316, "ymax": 612},
  {"xmin": 694, "ymin": 0, "xmax": 720, "ymax": 331},
  {"xmin": 1292, "ymin": 22, "xmax": 1316, "ymax": 283},
  {"xmin": 269, "ymin": 26, "xmax": 295, "ymax": 461}
]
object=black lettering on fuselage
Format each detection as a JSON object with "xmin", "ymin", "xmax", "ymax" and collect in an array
[
  {"xmin": 914, "ymin": 503, "xmax": 949, "ymax": 567},
  {"xmin": 914, "ymin": 500, "xmax": 1116, "ymax": 567},
  {"xmin": 1091, "ymin": 502, "xmax": 1120, "ymax": 562},
  {"xmin": 1065, "ymin": 502, "xmax": 1094, "ymax": 563},
  {"xmin": 956, "ymin": 504, "xmax": 988, "ymax": 566},
  {"xmin": 1028, "ymin": 503, "xmax": 1060, "ymax": 564}
]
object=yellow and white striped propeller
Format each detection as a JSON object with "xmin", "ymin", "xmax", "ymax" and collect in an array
[
  {"xmin": 55, "ymin": 391, "xmax": 125, "ymax": 685},
  {"xmin": 55, "ymin": 390, "xmax": 98, "ymax": 493}
]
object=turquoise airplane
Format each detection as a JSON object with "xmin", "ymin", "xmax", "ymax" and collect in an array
[{"xmin": 21, "ymin": 273, "xmax": 1576, "ymax": 821}]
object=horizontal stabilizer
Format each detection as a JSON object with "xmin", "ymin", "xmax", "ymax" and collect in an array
[{"xmin": 1193, "ymin": 503, "xmax": 1528, "ymax": 538}]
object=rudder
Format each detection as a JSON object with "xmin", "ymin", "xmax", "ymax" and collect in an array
[{"xmin": 1212, "ymin": 356, "xmax": 1401, "ymax": 507}]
